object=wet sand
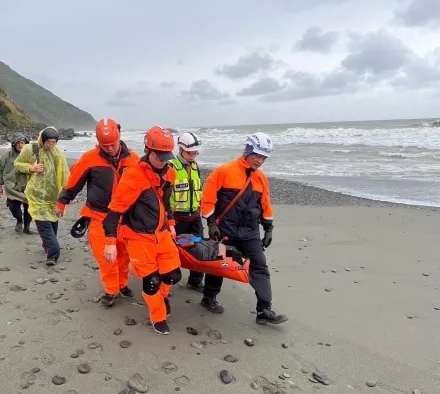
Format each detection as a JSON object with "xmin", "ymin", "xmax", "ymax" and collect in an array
[{"xmin": 0, "ymin": 192, "xmax": 439, "ymax": 393}]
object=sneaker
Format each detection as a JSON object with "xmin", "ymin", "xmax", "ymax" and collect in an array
[
  {"xmin": 15, "ymin": 222, "xmax": 23, "ymax": 233},
  {"xmin": 186, "ymin": 280, "xmax": 204, "ymax": 293},
  {"xmin": 151, "ymin": 320, "xmax": 170, "ymax": 335},
  {"xmin": 256, "ymin": 307, "xmax": 288, "ymax": 325},
  {"xmin": 164, "ymin": 297, "xmax": 171, "ymax": 316},
  {"xmin": 46, "ymin": 258, "xmax": 56, "ymax": 267},
  {"xmin": 100, "ymin": 293, "xmax": 117, "ymax": 307},
  {"xmin": 119, "ymin": 286, "xmax": 134, "ymax": 297},
  {"xmin": 200, "ymin": 296, "xmax": 224, "ymax": 314}
]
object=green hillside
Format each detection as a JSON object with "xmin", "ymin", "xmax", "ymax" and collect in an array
[
  {"xmin": 0, "ymin": 87, "xmax": 35, "ymax": 128},
  {"xmin": 0, "ymin": 61, "xmax": 96, "ymax": 129}
]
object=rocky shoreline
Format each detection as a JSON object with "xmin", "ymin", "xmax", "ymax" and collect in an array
[{"xmin": 0, "ymin": 123, "xmax": 89, "ymax": 145}]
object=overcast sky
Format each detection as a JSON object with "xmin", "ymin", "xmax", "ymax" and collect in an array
[{"xmin": 1, "ymin": 0, "xmax": 440, "ymax": 128}]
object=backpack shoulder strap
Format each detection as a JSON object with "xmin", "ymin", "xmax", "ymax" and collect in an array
[{"xmin": 32, "ymin": 143, "xmax": 40, "ymax": 163}]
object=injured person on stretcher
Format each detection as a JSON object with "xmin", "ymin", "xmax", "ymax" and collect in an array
[{"xmin": 175, "ymin": 234, "xmax": 250, "ymax": 284}]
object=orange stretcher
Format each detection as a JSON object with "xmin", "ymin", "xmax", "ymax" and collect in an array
[{"xmin": 177, "ymin": 244, "xmax": 250, "ymax": 284}]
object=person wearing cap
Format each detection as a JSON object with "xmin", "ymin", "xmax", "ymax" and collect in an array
[
  {"xmin": 14, "ymin": 126, "xmax": 70, "ymax": 266},
  {"xmin": 168, "ymin": 132, "xmax": 213, "ymax": 296},
  {"xmin": 103, "ymin": 126, "xmax": 182, "ymax": 335},
  {"xmin": 200, "ymin": 132, "xmax": 288, "ymax": 325},
  {"xmin": 56, "ymin": 119, "xmax": 140, "ymax": 307}
]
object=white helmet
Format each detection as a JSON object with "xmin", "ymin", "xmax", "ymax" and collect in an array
[
  {"xmin": 244, "ymin": 132, "xmax": 273, "ymax": 158},
  {"xmin": 178, "ymin": 132, "xmax": 202, "ymax": 152}
]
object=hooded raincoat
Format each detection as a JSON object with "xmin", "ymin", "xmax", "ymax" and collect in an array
[
  {"xmin": 14, "ymin": 127, "xmax": 70, "ymax": 221},
  {"xmin": 0, "ymin": 133, "xmax": 30, "ymax": 203}
]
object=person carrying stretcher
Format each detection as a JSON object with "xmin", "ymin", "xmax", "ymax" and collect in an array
[
  {"xmin": 200, "ymin": 132, "xmax": 288, "ymax": 325},
  {"xmin": 103, "ymin": 126, "xmax": 181, "ymax": 335}
]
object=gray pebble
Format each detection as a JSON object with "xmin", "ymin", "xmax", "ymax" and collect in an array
[
  {"xmin": 313, "ymin": 371, "xmax": 330, "ymax": 385},
  {"xmin": 18, "ymin": 340, "xmax": 25, "ymax": 345},
  {"xmin": 162, "ymin": 361, "xmax": 178, "ymax": 374},
  {"xmin": 31, "ymin": 367, "xmax": 40, "ymax": 373},
  {"xmin": 78, "ymin": 363, "xmax": 91, "ymax": 374},
  {"xmin": 128, "ymin": 373, "xmax": 148, "ymax": 393},
  {"xmin": 76, "ymin": 349, "xmax": 85, "ymax": 355},
  {"xmin": 120, "ymin": 340, "xmax": 132, "ymax": 348},
  {"xmin": 244, "ymin": 338, "xmax": 254, "ymax": 347},
  {"xmin": 186, "ymin": 327, "xmax": 198, "ymax": 335},
  {"xmin": 251, "ymin": 382, "xmax": 259, "ymax": 390},
  {"xmin": 46, "ymin": 292, "xmax": 61, "ymax": 300},
  {"xmin": 191, "ymin": 342, "xmax": 203, "ymax": 349},
  {"xmin": 71, "ymin": 353, "xmax": 79, "ymax": 358},
  {"xmin": 20, "ymin": 371, "xmax": 36, "ymax": 389},
  {"xmin": 345, "ymin": 268, "xmax": 351, "ymax": 272},
  {"xmin": 325, "ymin": 288, "xmax": 333, "ymax": 292},
  {"xmin": 412, "ymin": 390, "xmax": 421, "ymax": 394},
  {"xmin": 87, "ymin": 342, "xmax": 102, "ymax": 349},
  {"xmin": 52, "ymin": 375, "xmax": 66, "ymax": 385},
  {"xmin": 125, "ymin": 317, "xmax": 137, "ymax": 326},
  {"xmin": 114, "ymin": 328, "xmax": 123, "ymax": 335},
  {"xmin": 49, "ymin": 277, "xmax": 59, "ymax": 283},
  {"xmin": 35, "ymin": 278, "xmax": 46, "ymax": 284},
  {"xmin": 331, "ymin": 269, "xmax": 337, "ymax": 273},
  {"xmin": 301, "ymin": 368, "xmax": 309, "ymax": 374},
  {"xmin": 433, "ymin": 306, "xmax": 440, "ymax": 311},
  {"xmin": 224, "ymin": 355, "xmax": 238, "ymax": 363},
  {"xmin": 422, "ymin": 273, "xmax": 430, "ymax": 277},
  {"xmin": 83, "ymin": 247, "xmax": 90, "ymax": 252},
  {"xmin": 219, "ymin": 370, "xmax": 233, "ymax": 384},
  {"xmin": 366, "ymin": 380, "xmax": 377, "ymax": 387},
  {"xmin": 282, "ymin": 365, "xmax": 289, "ymax": 369},
  {"xmin": 91, "ymin": 297, "xmax": 100, "ymax": 303},
  {"xmin": 0, "ymin": 267, "xmax": 10, "ymax": 271},
  {"xmin": 281, "ymin": 343, "xmax": 288, "ymax": 349}
]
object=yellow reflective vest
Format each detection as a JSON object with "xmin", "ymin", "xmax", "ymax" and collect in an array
[{"xmin": 169, "ymin": 158, "xmax": 202, "ymax": 214}]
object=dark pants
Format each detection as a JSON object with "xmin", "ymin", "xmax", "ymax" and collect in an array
[
  {"xmin": 204, "ymin": 237, "xmax": 272, "ymax": 312},
  {"xmin": 174, "ymin": 217, "xmax": 209, "ymax": 285},
  {"xmin": 7, "ymin": 199, "xmax": 32, "ymax": 227},
  {"xmin": 35, "ymin": 220, "xmax": 60, "ymax": 261}
]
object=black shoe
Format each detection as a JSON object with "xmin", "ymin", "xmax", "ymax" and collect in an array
[
  {"xmin": 164, "ymin": 297, "xmax": 171, "ymax": 316},
  {"xmin": 256, "ymin": 307, "xmax": 288, "ymax": 325},
  {"xmin": 152, "ymin": 320, "xmax": 170, "ymax": 335},
  {"xmin": 119, "ymin": 286, "xmax": 134, "ymax": 297},
  {"xmin": 46, "ymin": 258, "xmax": 56, "ymax": 267},
  {"xmin": 101, "ymin": 293, "xmax": 117, "ymax": 307},
  {"xmin": 15, "ymin": 222, "xmax": 23, "ymax": 233},
  {"xmin": 186, "ymin": 281, "xmax": 204, "ymax": 293},
  {"xmin": 23, "ymin": 226, "xmax": 34, "ymax": 235},
  {"xmin": 200, "ymin": 296, "xmax": 224, "ymax": 314}
]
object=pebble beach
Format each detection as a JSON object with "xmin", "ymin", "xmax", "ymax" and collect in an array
[{"xmin": 0, "ymin": 156, "xmax": 439, "ymax": 393}]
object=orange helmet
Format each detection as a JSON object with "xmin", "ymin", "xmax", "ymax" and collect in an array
[
  {"xmin": 96, "ymin": 118, "xmax": 120, "ymax": 146},
  {"xmin": 144, "ymin": 126, "xmax": 175, "ymax": 160}
]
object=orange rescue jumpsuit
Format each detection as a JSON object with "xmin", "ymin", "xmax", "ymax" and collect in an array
[
  {"xmin": 57, "ymin": 143, "xmax": 140, "ymax": 295},
  {"xmin": 103, "ymin": 159, "xmax": 181, "ymax": 323}
]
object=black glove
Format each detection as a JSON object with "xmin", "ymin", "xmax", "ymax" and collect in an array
[
  {"xmin": 262, "ymin": 229, "xmax": 273, "ymax": 248},
  {"xmin": 207, "ymin": 222, "xmax": 221, "ymax": 241}
]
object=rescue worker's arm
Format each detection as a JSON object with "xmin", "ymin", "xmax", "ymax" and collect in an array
[
  {"xmin": 103, "ymin": 168, "xmax": 143, "ymax": 244},
  {"xmin": 56, "ymin": 156, "xmax": 91, "ymax": 211},
  {"xmin": 164, "ymin": 166, "xmax": 176, "ymax": 227},
  {"xmin": 201, "ymin": 168, "xmax": 224, "ymax": 240},
  {"xmin": 260, "ymin": 174, "xmax": 274, "ymax": 231}
]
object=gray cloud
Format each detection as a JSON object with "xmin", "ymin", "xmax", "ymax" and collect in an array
[
  {"xmin": 180, "ymin": 80, "xmax": 228, "ymax": 101},
  {"xmin": 161, "ymin": 81, "xmax": 177, "ymax": 88},
  {"xmin": 342, "ymin": 30, "xmax": 412, "ymax": 77},
  {"xmin": 237, "ymin": 77, "xmax": 286, "ymax": 96},
  {"xmin": 215, "ymin": 53, "xmax": 275, "ymax": 79},
  {"xmin": 394, "ymin": 0, "xmax": 440, "ymax": 27},
  {"xmin": 295, "ymin": 26, "xmax": 339, "ymax": 53},
  {"xmin": 105, "ymin": 89, "xmax": 139, "ymax": 107}
]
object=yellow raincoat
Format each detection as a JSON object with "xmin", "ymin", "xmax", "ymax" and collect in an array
[{"xmin": 14, "ymin": 127, "xmax": 70, "ymax": 222}]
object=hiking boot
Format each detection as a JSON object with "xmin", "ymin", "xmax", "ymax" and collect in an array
[
  {"xmin": 164, "ymin": 297, "xmax": 171, "ymax": 316},
  {"xmin": 152, "ymin": 320, "xmax": 170, "ymax": 335},
  {"xmin": 200, "ymin": 296, "xmax": 224, "ymax": 314},
  {"xmin": 256, "ymin": 307, "xmax": 288, "ymax": 325},
  {"xmin": 46, "ymin": 258, "xmax": 56, "ymax": 267},
  {"xmin": 15, "ymin": 221, "xmax": 23, "ymax": 233},
  {"xmin": 101, "ymin": 293, "xmax": 117, "ymax": 307},
  {"xmin": 186, "ymin": 280, "xmax": 204, "ymax": 293},
  {"xmin": 119, "ymin": 286, "xmax": 134, "ymax": 298}
]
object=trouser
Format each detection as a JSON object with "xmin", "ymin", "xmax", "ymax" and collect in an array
[
  {"xmin": 35, "ymin": 220, "xmax": 60, "ymax": 261},
  {"xmin": 204, "ymin": 237, "xmax": 272, "ymax": 311},
  {"xmin": 125, "ymin": 231, "xmax": 181, "ymax": 323},
  {"xmin": 174, "ymin": 217, "xmax": 205, "ymax": 284},
  {"xmin": 88, "ymin": 218, "xmax": 130, "ymax": 296},
  {"xmin": 7, "ymin": 199, "xmax": 32, "ymax": 227}
]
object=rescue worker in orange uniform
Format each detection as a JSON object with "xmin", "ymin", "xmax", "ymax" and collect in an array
[
  {"xmin": 200, "ymin": 132, "xmax": 288, "ymax": 325},
  {"xmin": 56, "ymin": 119, "xmax": 140, "ymax": 307},
  {"xmin": 103, "ymin": 126, "xmax": 181, "ymax": 335}
]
